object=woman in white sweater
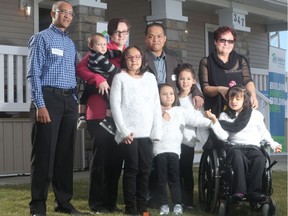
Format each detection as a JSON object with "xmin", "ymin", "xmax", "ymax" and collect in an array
[
  {"xmin": 205, "ymin": 84, "xmax": 282, "ymax": 203},
  {"xmin": 110, "ymin": 45, "xmax": 162, "ymax": 215},
  {"xmin": 154, "ymin": 83, "xmax": 210, "ymax": 215}
]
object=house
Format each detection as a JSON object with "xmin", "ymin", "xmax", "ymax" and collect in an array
[{"xmin": 0, "ymin": 0, "xmax": 287, "ymax": 175}]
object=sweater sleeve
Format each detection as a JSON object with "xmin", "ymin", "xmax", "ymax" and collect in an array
[
  {"xmin": 110, "ymin": 74, "xmax": 131, "ymax": 140},
  {"xmin": 88, "ymin": 50, "xmax": 120, "ymax": 76},
  {"xmin": 183, "ymin": 107, "xmax": 211, "ymax": 127},
  {"xmin": 191, "ymin": 83, "xmax": 204, "ymax": 98},
  {"xmin": 209, "ymin": 112, "xmax": 230, "ymax": 141},
  {"xmin": 106, "ymin": 49, "xmax": 122, "ymax": 59},
  {"xmin": 256, "ymin": 110, "xmax": 281, "ymax": 151},
  {"xmin": 76, "ymin": 52, "xmax": 106, "ymax": 88},
  {"xmin": 150, "ymin": 77, "xmax": 163, "ymax": 140}
]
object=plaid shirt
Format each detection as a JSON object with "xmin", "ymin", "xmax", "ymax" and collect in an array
[{"xmin": 27, "ymin": 24, "xmax": 77, "ymax": 108}]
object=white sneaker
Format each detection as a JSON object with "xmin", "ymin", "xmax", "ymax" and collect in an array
[
  {"xmin": 173, "ymin": 204, "xmax": 183, "ymax": 215},
  {"xmin": 160, "ymin": 204, "xmax": 169, "ymax": 215},
  {"xmin": 77, "ymin": 116, "xmax": 87, "ymax": 130}
]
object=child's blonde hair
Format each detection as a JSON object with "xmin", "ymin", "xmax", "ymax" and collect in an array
[{"xmin": 87, "ymin": 33, "xmax": 106, "ymax": 48}]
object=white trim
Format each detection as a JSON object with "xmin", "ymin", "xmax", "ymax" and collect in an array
[
  {"xmin": 69, "ymin": 0, "xmax": 107, "ymax": 9},
  {"xmin": 251, "ymin": 67, "xmax": 269, "ymax": 76},
  {"xmin": 192, "ymin": 0, "xmax": 286, "ymax": 21},
  {"xmin": 34, "ymin": 0, "xmax": 39, "ymax": 34},
  {"xmin": 0, "ymin": 45, "xmax": 28, "ymax": 55},
  {"xmin": 147, "ymin": 0, "xmax": 188, "ymax": 22},
  {"xmin": 204, "ymin": 23, "xmax": 218, "ymax": 56}
]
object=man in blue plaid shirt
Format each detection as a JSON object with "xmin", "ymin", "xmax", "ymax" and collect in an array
[{"xmin": 27, "ymin": 1, "xmax": 86, "ymax": 215}]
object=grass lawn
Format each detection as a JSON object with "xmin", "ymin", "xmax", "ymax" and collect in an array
[{"xmin": 0, "ymin": 170, "xmax": 286, "ymax": 216}]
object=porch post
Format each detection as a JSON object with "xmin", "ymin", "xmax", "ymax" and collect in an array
[{"xmin": 69, "ymin": 0, "xmax": 107, "ymax": 57}]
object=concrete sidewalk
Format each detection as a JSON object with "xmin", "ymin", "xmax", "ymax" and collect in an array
[{"xmin": 0, "ymin": 154, "xmax": 286, "ymax": 186}]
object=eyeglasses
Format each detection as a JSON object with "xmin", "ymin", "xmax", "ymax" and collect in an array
[
  {"xmin": 218, "ymin": 38, "xmax": 235, "ymax": 44},
  {"xmin": 125, "ymin": 55, "xmax": 142, "ymax": 61},
  {"xmin": 114, "ymin": 30, "xmax": 129, "ymax": 36},
  {"xmin": 55, "ymin": 9, "xmax": 75, "ymax": 17}
]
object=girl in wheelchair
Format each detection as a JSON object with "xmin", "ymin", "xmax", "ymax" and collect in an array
[{"xmin": 205, "ymin": 84, "xmax": 282, "ymax": 203}]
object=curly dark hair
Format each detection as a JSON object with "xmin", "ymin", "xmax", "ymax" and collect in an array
[{"xmin": 213, "ymin": 26, "xmax": 237, "ymax": 42}]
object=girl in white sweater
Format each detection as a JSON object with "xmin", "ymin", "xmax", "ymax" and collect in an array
[
  {"xmin": 205, "ymin": 84, "xmax": 282, "ymax": 202},
  {"xmin": 154, "ymin": 83, "xmax": 210, "ymax": 215},
  {"xmin": 110, "ymin": 45, "xmax": 162, "ymax": 215},
  {"xmin": 175, "ymin": 63, "xmax": 209, "ymax": 211}
]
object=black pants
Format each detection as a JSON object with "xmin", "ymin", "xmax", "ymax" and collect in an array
[
  {"xmin": 179, "ymin": 144, "xmax": 195, "ymax": 206},
  {"xmin": 87, "ymin": 120, "xmax": 123, "ymax": 211},
  {"xmin": 154, "ymin": 152, "xmax": 181, "ymax": 205},
  {"xmin": 147, "ymin": 159, "xmax": 160, "ymax": 208},
  {"xmin": 29, "ymin": 89, "xmax": 77, "ymax": 214},
  {"xmin": 227, "ymin": 146, "xmax": 266, "ymax": 195},
  {"xmin": 121, "ymin": 138, "xmax": 153, "ymax": 212}
]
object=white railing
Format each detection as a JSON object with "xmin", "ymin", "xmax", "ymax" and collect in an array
[
  {"xmin": 0, "ymin": 45, "xmax": 30, "ymax": 112},
  {"xmin": 0, "ymin": 45, "xmax": 286, "ymax": 113}
]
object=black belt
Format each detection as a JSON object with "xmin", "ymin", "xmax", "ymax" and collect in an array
[{"xmin": 43, "ymin": 86, "xmax": 75, "ymax": 96}]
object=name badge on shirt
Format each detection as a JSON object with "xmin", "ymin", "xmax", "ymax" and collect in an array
[
  {"xmin": 171, "ymin": 74, "xmax": 177, "ymax": 81},
  {"xmin": 51, "ymin": 48, "xmax": 63, "ymax": 56}
]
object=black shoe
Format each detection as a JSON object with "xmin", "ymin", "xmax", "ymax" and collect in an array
[
  {"xmin": 125, "ymin": 207, "xmax": 140, "ymax": 216},
  {"xmin": 109, "ymin": 206, "xmax": 122, "ymax": 213},
  {"xmin": 99, "ymin": 117, "xmax": 116, "ymax": 135},
  {"xmin": 248, "ymin": 192, "xmax": 266, "ymax": 202},
  {"xmin": 231, "ymin": 193, "xmax": 245, "ymax": 201},
  {"xmin": 54, "ymin": 202, "xmax": 89, "ymax": 215},
  {"xmin": 137, "ymin": 207, "xmax": 148, "ymax": 214},
  {"xmin": 183, "ymin": 205, "xmax": 194, "ymax": 212},
  {"xmin": 90, "ymin": 206, "xmax": 111, "ymax": 214},
  {"xmin": 30, "ymin": 214, "xmax": 46, "ymax": 216}
]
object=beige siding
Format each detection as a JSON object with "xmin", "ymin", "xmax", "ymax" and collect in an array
[
  {"xmin": 247, "ymin": 24, "xmax": 269, "ymax": 69},
  {"xmin": 0, "ymin": 119, "xmax": 85, "ymax": 174},
  {"xmin": 0, "ymin": 0, "xmax": 34, "ymax": 46},
  {"xmin": 0, "ymin": 119, "xmax": 31, "ymax": 174},
  {"xmin": 184, "ymin": 10, "xmax": 219, "ymax": 79}
]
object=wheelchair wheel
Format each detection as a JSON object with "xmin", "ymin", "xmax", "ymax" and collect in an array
[
  {"xmin": 198, "ymin": 149, "xmax": 220, "ymax": 213},
  {"xmin": 261, "ymin": 200, "xmax": 278, "ymax": 216},
  {"xmin": 218, "ymin": 200, "xmax": 227, "ymax": 216}
]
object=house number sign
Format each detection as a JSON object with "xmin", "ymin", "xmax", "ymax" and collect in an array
[{"xmin": 232, "ymin": 12, "xmax": 246, "ymax": 28}]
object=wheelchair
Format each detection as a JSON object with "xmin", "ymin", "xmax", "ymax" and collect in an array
[{"xmin": 198, "ymin": 134, "xmax": 278, "ymax": 216}]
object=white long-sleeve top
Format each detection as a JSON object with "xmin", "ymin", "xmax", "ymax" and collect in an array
[
  {"xmin": 211, "ymin": 109, "xmax": 280, "ymax": 151},
  {"xmin": 110, "ymin": 71, "xmax": 162, "ymax": 144},
  {"xmin": 153, "ymin": 106, "xmax": 211, "ymax": 157},
  {"xmin": 179, "ymin": 95, "xmax": 209, "ymax": 148}
]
